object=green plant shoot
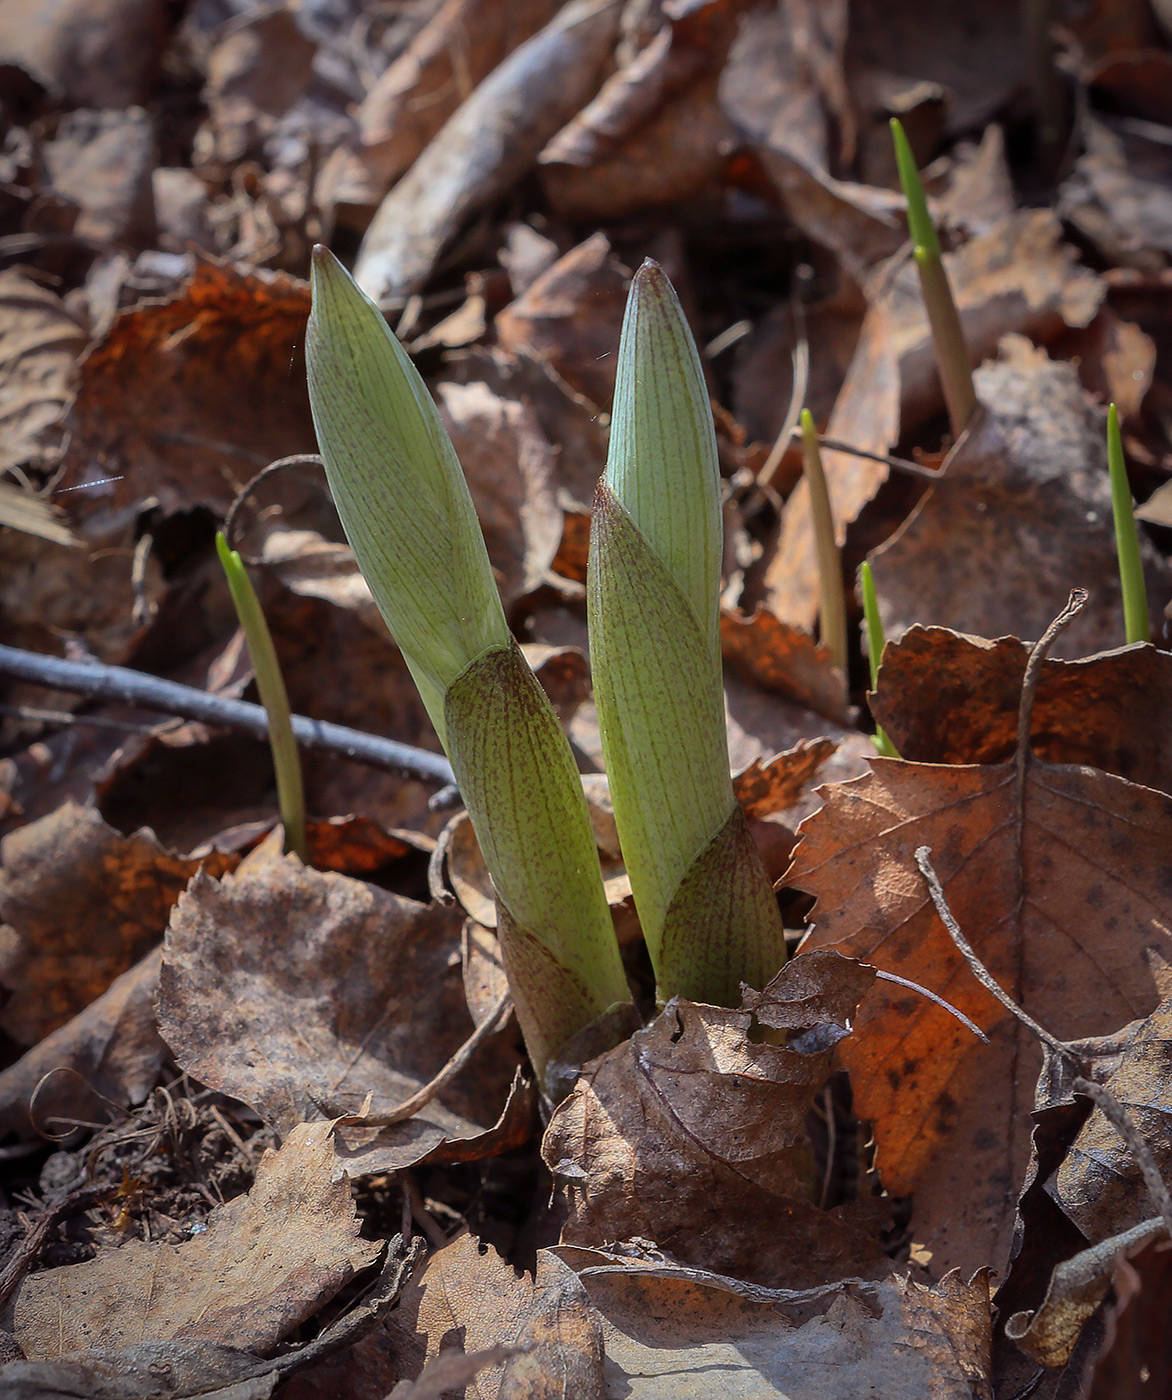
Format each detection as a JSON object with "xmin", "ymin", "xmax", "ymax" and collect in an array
[
  {"xmin": 216, "ymin": 531, "xmax": 308, "ymax": 861},
  {"xmin": 588, "ymin": 261, "xmax": 786, "ymax": 1006},
  {"xmin": 306, "ymin": 247, "xmax": 629, "ymax": 1079},
  {"xmin": 800, "ymin": 409, "xmax": 847, "ymax": 672},
  {"xmin": 891, "ymin": 118, "xmax": 977, "ymax": 440},
  {"xmin": 1106, "ymin": 402, "xmax": 1150, "ymax": 645},
  {"xmin": 860, "ymin": 561, "xmax": 898, "ymax": 759}
]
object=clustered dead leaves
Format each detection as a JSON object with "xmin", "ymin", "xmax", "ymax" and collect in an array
[{"xmin": 2, "ymin": 0, "xmax": 1172, "ymax": 1395}]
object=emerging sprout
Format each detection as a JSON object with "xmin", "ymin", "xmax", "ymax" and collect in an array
[
  {"xmin": 860, "ymin": 561, "xmax": 899, "ymax": 759},
  {"xmin": 588, "ymin": 262, "xmax": 786, "ymax": 1006},
  {"xmin": 216, "ymin": 532, "xmax": 307, "ymax": 861},
  {"xmin": 306, "ymin": 247, "xmax": 630, "ymax": 1079},
  {"xmin": 1106, "ymin": 402, "xmax": 1150, "ymax": 645},
  {"xmin": 800, "ymin": 408, "xmax": 847, "ymax": 672},
  {"xmin": 891, "ymin": 118, "xmax": 977, "ymax": 440}
]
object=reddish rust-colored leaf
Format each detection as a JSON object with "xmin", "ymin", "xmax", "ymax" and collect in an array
[
  {"xmin": 792, "ymin": 758, "xmax": 1172, "ymax": 1276},
  {"xmin": 871, "ymin": 627, "xmax": 1172, "ymax": 795},
  {"xmin": 56, "ymin": 262, "xmax": 315, "ymax": 536},
  {"xmin": 720, "ymin": 606, "xmax": 849, "ymax": 723}
]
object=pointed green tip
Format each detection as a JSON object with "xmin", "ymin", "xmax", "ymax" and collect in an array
[
  {"xmin": 215, "ymin": 530, "xmax": 238, "ymax": 572},
  {"xmin": 799, "ymin": 407, "xmax": 817, "ymax": 446},
  {"xmin": 891, "ymin": 118, "xmax": 941, "ymax": 259}
]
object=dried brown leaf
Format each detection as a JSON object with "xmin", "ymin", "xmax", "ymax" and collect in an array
[
  {"xmin": 437, "ymin": 380, "xmax": 563, "ymax": 607},
  {"xmin": 158, "ymin": 855, "xmax": 523, "ymax": 1171},
  {"xmin": 56, "ymin": 262, "xmax": 315, "ymax": 537},
  {"xmin": 768, "ymin": 214, "xmax": 1102, "ymax": 629},
  {"xmin": 494, "ymin": 232, "xmax": 629, "ymax": 407},
  {"xmin": 1051, "ymin": 988, "xmax": 1172, "ymax": 1243},
  {"xmin": 0, "ymin": 270, "xmax": 85, "ymax": 476},
  {"xmin": 870, "ymin": 341, "xmax": 1170, "ymax": 657},
  {"xmin": 0, "ymin": 801, "xmax": 235, "ymax": 1044},
  {"xmin": 4, "ymin": 1121, "xmax": 381, "ymax": 1359},
  {"xmin": 562, "ymin": 1246, "xmax": 993, "ymax": 1399},
  {"xmin": 543, "ymin": 953, "xmax": 886, "ymax": 1287},
  {"xmin": 793, "ymin": 758, "xmax": 1172, "ymax": 1276},
  {"xmin": 353, "ymin": 0, "xmax": 620, "ymax": 303},
  {"xmin": 0, "ymin": 0, "xmax": 167, "ymax": 107},
  {"xmin": 40, "ymin": 107, "xmax": 157, "ymax": 246},
  {"xmin": 320, "ymin": 0, "xmax": 562, "ymax": 222},
  {"xmin": 0, "ymin": 945, "xmax": 165, "ymax": 1140}
]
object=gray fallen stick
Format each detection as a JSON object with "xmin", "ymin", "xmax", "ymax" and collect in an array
[{"xmin": 0, "ymin": 643, "xmax": 455, "ymax": 788}]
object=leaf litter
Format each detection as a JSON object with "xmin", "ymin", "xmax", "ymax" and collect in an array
[{"xmin": 3, "ymin": 2, "xmax": 1172, "ymax": 1395}]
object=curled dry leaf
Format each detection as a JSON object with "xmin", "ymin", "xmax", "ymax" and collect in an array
[
  {"xmin": 767, "ymin": 212, "xmax": 1102, "ymax": 629},
  {"xmin": 539, "ymin": 2, "xmax": 740, "ymax": 222},
  {"xmin": 353, "ymin": 0, "xmax": 621, "ymax": 304},
  {"xmin": 158, "ymin": 854, "xmax": 524, "ymax": 1172},
  {"xmin": 792, "ymin": 757, "xmax": 1172, "ymax": 1277},
  {"xmin": 1051, "ymin": 987, "xmax": 1172, "ymax": 1243},
  {"xmin": 543, "ymin": 952, "xmax": 886, "ymax": 1288},
  {"xmin": 870, "ymin": 341, "xmax": 1170, "ymax": 658},
  {"xmin": 0, "ymin": 945, "xmax": 165, "ymax": 1140},
  {"xmin": 56, "ymin": 261, "xmax": 314, "ymax": 538},
  {"xmin": 0, "ymin": 269, "xmax": 86, "ymax": 477},
  {"xmin": 3, "ymin": 1120, "xmax": 382, "ymax": 1360},
  {"xmin": 1004, "ymin": 1218, "xmax": 1167, "ymax": 1370},
  {"xmin": 321, "ymin": 0, "xmax": 562, "ymax": 223},
  {"xmin": 0, "ymin": 1340, "xmax": 279, "ymax": 1400},
  {"xmin": 494, "ymin": 232, "xmax": 629, "ymax": 407},
  {"xmin": 0, "ymin": 800, "xmax": 235, "ymax": 1045},
  {"xmin": 871, "ymin": 626, "xmax": 1172, "ymax": 795},
  {"xmin": 1082, "ymin": 1231, "xmax": 1172, "ymax": 1400}
]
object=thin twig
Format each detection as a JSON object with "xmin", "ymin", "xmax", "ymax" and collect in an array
[
  {"xmin": 873, "ymin": 968, "xmax": 990, "ymax": 1043},
  {"xmin": 1015, "ymin": 588, "xmax": 1089, "ymax": 781},
  {"xmin": 914, "ymin": 846, "xmax": 1078, "ymax": 1061},
  {"xmin": 1072, "ymin": 1076, "xmax": 1172, "ymax": 1241},
  {"xmin": 223, "ymin": 454, "xmax": 326, "ymax": 553},
  {"xmin": 0, "ymin": 643, "xmax": 455, "ymax": 787}
]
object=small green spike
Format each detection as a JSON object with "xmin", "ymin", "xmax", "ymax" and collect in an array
[
  {"xmin": 216, "ymin": 532, "xmax": 308, "ymax": 860},
  {"xmin": 1106, "ymin": 403, "xmax": 1150, "ymax": 645},
  {"xmin": 890, "ymin": 119, "xmax": 976, "ymax": 440},
  {"xmin": 800, "ymin": 409, "xmax": 847, "ymax": 672},
  {"xmin": 860, "ymin": 561, "xmax": 899, "ymax": 759}
]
